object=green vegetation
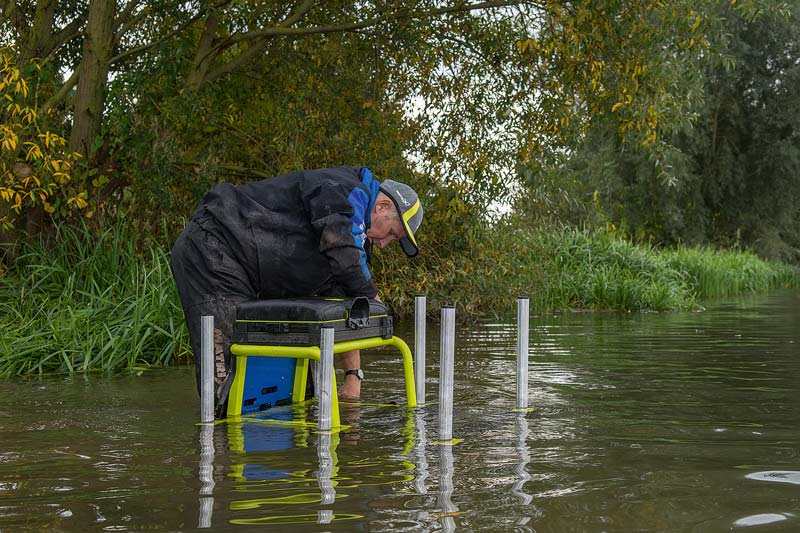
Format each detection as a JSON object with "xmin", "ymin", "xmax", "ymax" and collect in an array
[
  {"xmin": 518, "ymin": 3, "xmax": 800, "ymax": 262},
  {"xmin": 1, "ymin": 223, "xmax": 796, "ymax": 376},
  {"xmin": 378, "ymin": 224, "xmax": 798, "ymax": 319},
  {"xmin": 1, "ymin": 2, "xmax": 798, "ymax": 376},
  {"xmin": 0, "ymin": 223, "xmax": 188, "ymax": 376}
]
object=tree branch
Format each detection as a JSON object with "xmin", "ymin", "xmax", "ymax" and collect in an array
[
  {"xmin": 114, "ymin": 0, "xmax": 143, "ymax": 37},
  {"xmin": 1, "ymin": 0, "xmax": 15, "ymax": 26},
  {"xmin": 46, "ymin": 13, "xmax": 88, "ymax": 61},
  {"xmin": 225, "ymin": 0, "xmax": 525, "ymax": 44},
  {"xmin": 39, "ymin": 67, "xmax": 79, "ymax": 115},
  {"xmin": 197, "ymin": 0, "xmax": 319, "ymax": 86},
  {"xmin": 109, "ymin": 9, "xmax": 206, "ymax": 66},
  {"xmin": 198, "ymin": 0, "xmax": 526, "ymax": 86},
  {"xmin": 1, "ymin": 0, "xmax": 26, "ymax": 37},
  {"xmin": 280, "ymin": 0, "xmax": 317, "ymax": 28}
]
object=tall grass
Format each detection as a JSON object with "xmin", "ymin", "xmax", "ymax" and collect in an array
[
  {"xmin": 523, "ymin": 228, "xmax": 696, "ymax": 312},
  {"xmin": 0, "ymin": 223, "xmax": 189, "ymax": 376},
  {"xmin": 662, "ymin": 246, "xmax": 798, "ymax": 299},
  {"xmin": 1, "ymin": 223, "xmax": 797, "ymax": 375},
  {"xmin": 377, "ymin": 225, "xmax": 799, "ymax": 319}
]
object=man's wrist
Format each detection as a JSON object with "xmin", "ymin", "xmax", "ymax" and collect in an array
[{"xmin": 345, "ymin": 369, "xmax": 364, "ymax": 381}]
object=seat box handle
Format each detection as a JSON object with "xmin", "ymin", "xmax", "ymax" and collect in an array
[{"xmin": 346, "ymin": 297, "xmax": 371, "ymax": 329}]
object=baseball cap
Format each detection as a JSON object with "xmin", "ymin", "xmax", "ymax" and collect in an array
[{"xmin": 379, "ymin": 179, "xmax": 423, "ymax": 257}]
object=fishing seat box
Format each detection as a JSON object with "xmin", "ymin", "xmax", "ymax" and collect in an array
[
  {"xmin": 229, "ymin": 297, "xmax": 392, "ymax": 415},
  {"xmin": 233, "ymin": 296, "xmax": 393, "ymax": 346}
]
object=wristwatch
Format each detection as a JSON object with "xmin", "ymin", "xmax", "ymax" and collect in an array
[{"xmin": 345, "ymin": 369, "xmax": 364, "ymax": 381}]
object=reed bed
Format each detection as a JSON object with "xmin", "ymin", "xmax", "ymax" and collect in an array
[
  {"xmin": 0, "ymin": 223, "xmax": 189, "ymax": 376},
  {"xmin": 521, "ymin": 228, "xmax": 695, "ymax": 312},
  {"xmin": 1, "ymin": 224, "xmax": 797, "ymax": 375},
  {"xmin": 662, "ymin": 246, "xmax": 798, "ymax": 299}
]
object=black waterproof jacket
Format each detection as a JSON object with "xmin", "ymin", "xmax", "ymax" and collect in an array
[{"xmin": 180, "ymin": 166, "xmax": 380, "ymax": 302}]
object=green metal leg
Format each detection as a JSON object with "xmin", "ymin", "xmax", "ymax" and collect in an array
[{"xmin": 227, "ymin": 336, "xmax": 417, "ymax": 425}]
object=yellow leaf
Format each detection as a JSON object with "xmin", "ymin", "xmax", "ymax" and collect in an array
[{"xmin": 611, "ymin": 102, "xmax": 624, "ymax": 112}]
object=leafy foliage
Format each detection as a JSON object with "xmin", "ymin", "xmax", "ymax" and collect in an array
[
  {"xmin": 0, "ymin": 48, "xmax": 90, "ymax": 233},
  {"xmin": 0, "ymin": 221, "xmax": 188, "ymax": 376},
  {"xmin": 522, "ymin": 2, "xmax": 800, "ymax": 262},
  {"xmin": 4, "ymin": 0, "xmax": 787, "ymax": 243}
]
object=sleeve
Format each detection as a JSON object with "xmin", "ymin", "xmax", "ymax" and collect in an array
[{"xmin": 303, "ymin": 176, "xmax": 378, "ymax": 298}]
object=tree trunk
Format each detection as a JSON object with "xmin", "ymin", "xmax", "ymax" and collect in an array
[
  {"xmin": 19, "ymin": 0, "xmax": 56, "ymax": 62},
  {"xmin": 69, "ymin": 0, "xmax": 114, "ymax": 157},
  {"xmin": 186, "ymin": 11, "xmax": 220, "ymax": 90}
]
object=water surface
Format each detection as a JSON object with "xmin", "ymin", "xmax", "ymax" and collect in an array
[{"xmin": 1, "ymin": 290, "xmax": 799, "ymax": 531}]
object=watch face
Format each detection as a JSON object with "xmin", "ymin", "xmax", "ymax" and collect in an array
[{"xmin": 347, "ymin": 369, "xmax": 364, "ymax": 380}]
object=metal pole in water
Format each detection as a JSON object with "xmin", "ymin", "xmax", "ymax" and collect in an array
[
  {"xmin": 200, "ymin": 315, "xmax": 215, "ymax": 423},
  {"xmin": 438, "ymin": 305, "xmax": 456, "ymax": 442},
  {"xmin": 516, "ymin": 297, "xmax": 530, "ymax": 410},
  {"xmin": 318, "ymin": 326, "xmax": 335, "ymax": 431},
  {"xmin": 415, "ymin": 294, "xmax": 427, "ymax": 405}
]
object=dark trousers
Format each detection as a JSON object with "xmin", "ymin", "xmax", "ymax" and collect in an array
[{"xmin": 170, "ymin": 220, "xmax": 256, "ymax": 414}]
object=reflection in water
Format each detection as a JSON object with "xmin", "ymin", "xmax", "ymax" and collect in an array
[
  {"xmin": 316, "ymin": 431, "xmax": 338, "ymax": 524},
  {"xmin": 224, "ymin": 402, "xmax": 419, "ymax": 527},
  {"xmin": 438, "ymin": 444, "xmax": 457, "ymax": 532},
  {"xmin": 512, "ymin": 414, "xmax": 533, "ymax": 530},
  {"xmin": 197, "ymin": 422, "xmax": 215, "ymax": 529},
  {"xmin": 413, "ymin": 410, "xmax": 429, "ymax": 495},
  {"xmin": 733, "ymin": 513, "xmax": 792, "ymax": 527},
  {"xmin": 745, "ymin": 471, "xmax": 800, "ymax": 485},
  {"xmin": 2, "ymin": 290, "xmax": 800, "ymax": 531}
]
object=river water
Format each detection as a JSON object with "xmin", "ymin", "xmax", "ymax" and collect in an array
[{"xmin": 1, "ymin": 290, "xmax": 798, "ymax": 531}]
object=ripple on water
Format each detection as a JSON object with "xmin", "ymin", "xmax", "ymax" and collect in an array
[
  {"xmin": 745, "ymin": 471, "xmax": 800, "ymax": 485},
  {"xmin": 734, "ymin": 513, "xmax": 794, "ymax": 528}
]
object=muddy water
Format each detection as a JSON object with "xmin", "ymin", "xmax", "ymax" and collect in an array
[{"xmin": 1, "ymin": 290, "xmax": 798, "ymax": 531}]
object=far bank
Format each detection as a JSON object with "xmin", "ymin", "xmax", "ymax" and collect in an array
[{"xmin": 1, "ymin": 223, "xmax": 797, "ymax": 376}]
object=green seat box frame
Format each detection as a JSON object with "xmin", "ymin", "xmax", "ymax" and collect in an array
[{"xmin": 226, "ymin": 297, "xmax": 417, "ymax": 425}]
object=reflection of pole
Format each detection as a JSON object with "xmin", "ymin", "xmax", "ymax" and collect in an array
[
  {"xmin": 413, "ymin": 411, "xmax": 429, "ymax": 494},
  {"xmin": 311, "ymin": 360, "xmax": 319, "ymax": 399},
  {"xmin": 317, "ymin": 431, "xmax": 337, "ymax": 524},
  {"xmin": 198, "ymin": 422, "xmax": 215, "ymax": 529},
  {"xmin": 415, "ymin": 294, "xmax": 427, "ymax": 405},
  {"xmin": 200, "ymin": 315, "xmax": 215, "ymax": 423},
  {"xmin": 199, "ymin": 315, "xmax": 215, "ymax": 528},
  {"xmin": 439, "ymin": 305, "xmax": 456, "ymax": 442},
  {"xmin": 512, "ymin": 414, "xmax": 533, "ymax": 507},
  {"xmin": 516, "ymin": 297, "xmax": 530, "ymax": 410},
  {"xmin": 438, "ymin": 444, "xmax": 457, "ymax": 532},
  {"xmin": 318, "ymin": 327, "xmax": 335, "ymax": 431}
]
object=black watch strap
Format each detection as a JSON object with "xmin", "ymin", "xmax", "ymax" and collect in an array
[{"xmin": 345, "ymin": 369, "xmax": 364, "ymax": 381}]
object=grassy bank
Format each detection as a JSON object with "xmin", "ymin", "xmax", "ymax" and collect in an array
[
  {"xmin": 0, "ymin": 224, "xmax": 189, "ymax": 376},
  {"xmin": 1, "ymin": 224, "xmax": 797, "ymax": 376},
  {"xmin": 376, "ymin": 225, "xmax": 799, "ymax": 317}
]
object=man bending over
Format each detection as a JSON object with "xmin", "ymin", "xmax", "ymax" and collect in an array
[{"xmin": 170, "ymin": 166, "xmax": 423, "ymax": 416}]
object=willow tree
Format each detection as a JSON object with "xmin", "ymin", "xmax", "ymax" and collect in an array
[
  {"xmin": 514, "ymin": 1, "xmax": 798, "ymax": 259},
  {"xmin": 1, "ymin": 0, "xmax": 788, "ymax": 243}
]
